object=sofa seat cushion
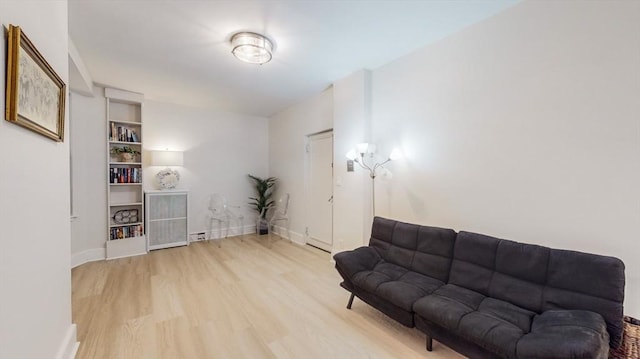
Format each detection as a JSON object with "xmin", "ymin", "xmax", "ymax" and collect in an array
[
  {"xmin": 516, "ymin": 310, "xmax": 610, "ymax": 359},
  {"xmin": 414, "ymin": 285, "xmax": 537, "ymax": 358},
  {"xmin": 352, "ymin": 261, "xmax": 444, "ymax": 311},
  {"xmin": 413, "ymin": 284, "xmax": 486, "ymax": 330},
  {"xmin": 455, "ymin": 298, "xmax": 535, "ymax": 358}
]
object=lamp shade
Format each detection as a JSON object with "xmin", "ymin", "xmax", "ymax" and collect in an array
[
  {"xmin": 389, "ymin": 148, "xmax": 402, "ymax": 161},
  {"xmin": 151, "ymin": 151, "xmax": 183, "ymax": 166},
  {"xmin": 356, "ymin": 143, "xmax": 369, "ymax": 154}
]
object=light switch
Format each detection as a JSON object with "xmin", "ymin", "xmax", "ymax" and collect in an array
[{"xmin": 347, "ymin": 160, "xmax": 354, "ymax": 172}]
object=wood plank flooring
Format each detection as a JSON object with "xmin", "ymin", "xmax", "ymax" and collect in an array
[{"xmin": 72, "ymin": 235, "xmax": 464, "ymax": 359}]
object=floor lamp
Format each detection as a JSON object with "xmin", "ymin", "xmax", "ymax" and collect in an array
[{"xmin": 346, "ymin": 143, "xmax": 401, "ymax": 216}]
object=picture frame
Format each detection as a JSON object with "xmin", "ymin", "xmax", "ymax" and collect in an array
[{"xmin": 5, "ymin": 24, "xmax": 66, "ymax": 142}]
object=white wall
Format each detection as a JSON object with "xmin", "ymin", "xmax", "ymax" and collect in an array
[
  {"xmin": 268, "ymin": 88, "xmax": 333, "ymax": 243},
  {"xmin": 332, "ymin": 70, "xmax": 375, "ymax": 253},
  {"xmin": 143, "ymin": 100, "xmax": 269, "ymax": 238},
  {"xmin": 70, "ymin": 87, "xmax": 107, "ymax": 265},
  {"xmin": 371, "ymin": 1, "xmax": 640, "ymax": 316},
  {"xmin": 0, "ymin": 1, "xmax": 77, "ymax": 358}
]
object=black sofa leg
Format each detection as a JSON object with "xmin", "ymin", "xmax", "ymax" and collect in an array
[
  {"xmin": 346, "ymin": 293, "xmax": 355, "ymax": 309},
  {"xmin": 426, "ymin": 336, "xmax": 433, "ymax": 352}
]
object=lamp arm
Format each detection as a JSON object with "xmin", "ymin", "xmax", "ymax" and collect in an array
[{"xmin": 355, "ymin": 155, "xmax": 374, "ymax": 172}]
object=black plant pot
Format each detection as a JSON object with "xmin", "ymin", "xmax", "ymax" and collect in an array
[{"xmin": 258, "ymin": 219, "xmax": 269, "ymax": 235}]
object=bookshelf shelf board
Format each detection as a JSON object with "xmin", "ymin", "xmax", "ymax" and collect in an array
[
  {"xmin": 110, "ymin": 162, "xmax": 142, "ymax": 165},
  {"xmin": 107, "ymin": 235, "xmax": 145, "ymax": 242},
  {"xmin": 110, "ymin": 222, "xmax": 143, "ymax": 228},
  {"xmin": 110, "ymin": 202, "xmax": 143, "ymax": 207},
  {"xmin": 109, "ymin": 183, "xmax": 143, "ymax": 186},
  {"xmin": 109, "ymin": 119, "xmax": 141, "ymax": 125},
  {"xmin": 109, "ymin": 141, "xmax": 142, "ymax": 145}
]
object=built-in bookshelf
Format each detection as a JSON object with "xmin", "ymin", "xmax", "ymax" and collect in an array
[{"xmin": 105, "ymin": 88, "xmax": 147, "ymax": 260}]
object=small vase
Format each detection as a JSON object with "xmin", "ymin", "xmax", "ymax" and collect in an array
[
  {"xmin": 258, "ymin": 219, "xmax": 269, "ymax": 235},
  {"xmin": 120, "ymin": 152, "xmax": 134, "ymax": 162}
]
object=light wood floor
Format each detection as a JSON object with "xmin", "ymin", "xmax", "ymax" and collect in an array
[{"xmin": 72, "ymin": 235, "xmax": 464, "ymax": 359}]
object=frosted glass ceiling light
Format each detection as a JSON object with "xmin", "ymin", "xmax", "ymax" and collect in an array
[{"xmin": 231, "ymin": 32, "xmax": 273, "ymax": 65}]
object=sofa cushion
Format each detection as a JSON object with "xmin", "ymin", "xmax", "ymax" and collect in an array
[
  {"xmin": 415, "ymin": 285, "xmax": 536, "ymax": 358},
  {"xmin": 411, "ymin": 226, "xmax": 457, "ymax": 282},
  {"xmin": 517, "ymin": 310, "xmax": 610, "ymax": 359},
  {"xmin": 413, "ymin": 284, "xmax": 486, "ymax": 331},
  {"xmin": 369, "ymin": 217, "xmax": 456, "ymax": 283},
  {"xmin": 352, "ymin": 261, "xmax": 407, "ymax": 293},
  {"xmin": 334, "ymin": 246, "xmax": 382, "ymax": 281},
  {"xmin": 489, "ymin": 240, "xmax": 548, "ymax": 313},
  {"xmin": 456, "ymin": 298, "xmax": 536, "ymax": 359},
  {"xmin": 353, "ymin": 261, "xmax": 444, "ymax": 311},
  {"xmin": 448, "ymin": 232, "xmax": 500, "ymax": 296}
]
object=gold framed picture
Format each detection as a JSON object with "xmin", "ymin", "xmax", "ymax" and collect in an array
[{"xmin": 5, "ymin": 24, "xmax": 66, "ymax": 142}]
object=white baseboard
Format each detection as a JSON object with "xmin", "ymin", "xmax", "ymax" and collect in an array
[
  {"xmin": 189, "ymin": 225, "xmax": 256, "ymax": 242},
  {"xmin": 190, "ymin": 225, "xmax": 305, "ymax": 246},
  {"xmin": 55, "ymin": 324, "xmax": 79, "ymax": 359},
  {"xmin": 272, "ymin": 225, "xmax": 305, "ymax": 245},
  {"xmin": 71, "ymin": 248, "xmax": 105, "ymax": 268}
]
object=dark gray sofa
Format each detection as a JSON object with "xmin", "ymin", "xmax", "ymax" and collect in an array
[{"xmin": 333, "ymin": 217, "xmax": 625, "ymax": 359}]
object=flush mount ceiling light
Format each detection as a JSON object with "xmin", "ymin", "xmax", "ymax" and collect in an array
[{"xmin": 230, "ymin": 32, "xmax": 273, "ymax": 65}]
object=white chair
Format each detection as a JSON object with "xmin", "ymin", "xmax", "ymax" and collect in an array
[
  {"xmin": 208, "ymin": 193, "xmax": 244, "ymax": 246},
  {"xmin": 268, "ymin": 193, "xmax": 290, "ymax": 241}
]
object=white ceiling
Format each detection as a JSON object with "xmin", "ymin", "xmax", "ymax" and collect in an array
[{"xmin": 68, "ymin": 0, "xmax": 518, "ymax": 117}]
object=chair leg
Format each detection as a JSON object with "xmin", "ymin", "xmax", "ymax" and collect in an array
[
  {"xmin": 426, "ymin": 336, "xmax": 433, "ymax": 351},
  {"xmin": 286, "ymin": 220, "xmax": 291, "ymax": 242},
  {"xmin": 267, "ymin": 220, "xmax": 272, "ymax": 244},
  {"xmin": 346, "ymin": 293, "xmax": 355, "ymax": 309},
  {"xmin": 208, "ymin": 218, "xmax": 213, "ymax": 241}
]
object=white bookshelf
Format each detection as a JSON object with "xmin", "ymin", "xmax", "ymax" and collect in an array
[{"xmin": 105, "ymin": 88, "xmax": 147, "ymax": 260}]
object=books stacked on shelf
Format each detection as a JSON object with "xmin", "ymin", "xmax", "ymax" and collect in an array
[
  {"xmin": 110, "ymin": 224, "xmax": 143, "ymax": 240},
  {"xmin": 110, "ymin": 167, "xmax": 142, "ymax": 183},
  {"xmin": 110, "ymin": 122, "xmax": 140, "ymax": 142}
]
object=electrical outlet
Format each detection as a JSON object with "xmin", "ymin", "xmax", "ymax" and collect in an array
[{"xmin": 197, "ymin": 232, "xmax": 206, "ymax": 240}]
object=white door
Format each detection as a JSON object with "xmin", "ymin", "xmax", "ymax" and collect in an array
[{"xmin": 306, "ymin": 131, "xmax": 333, "ymax": 251}]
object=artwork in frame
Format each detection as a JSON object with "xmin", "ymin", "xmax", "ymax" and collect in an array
[{"xmin": 5, "ymin": 24, "xmax": 66, "ymax": 142}]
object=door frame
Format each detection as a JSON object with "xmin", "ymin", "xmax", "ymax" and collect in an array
[{"xmin": 304, "ymin": 129, "xmax": 333, "ymax": 251}]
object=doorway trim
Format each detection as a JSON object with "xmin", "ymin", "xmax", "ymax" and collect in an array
[{"xmin": 304, "ymin": 129, "xmax": 333, "ymax": 252}]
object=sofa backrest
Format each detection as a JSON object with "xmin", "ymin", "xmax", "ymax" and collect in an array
[
  {"xmin": 448, "ymin": 231, "xmax": 625, "ymax": 348},
  {"xmin": 369, "ymin": 217, "xmax": 457, "ymax": 283}
]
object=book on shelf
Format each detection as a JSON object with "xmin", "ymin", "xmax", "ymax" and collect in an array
[
  {"xmin": 109, "ymin": 123, "xmax": 140, "ymax": 143},
  {"xmin": 110, "ymin": 224, "xmax": 144, "ymax": 240},
  {"xmin": 110, "ymin": 167, "xmax": 142, "ymax": 184}
]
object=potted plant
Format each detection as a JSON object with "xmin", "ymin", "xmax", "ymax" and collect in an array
[
  {"xmin": 110, "ymin": 146, "xmax": 140, "ymax": 162},
  {"xmin": 248, "ymin": 174, "xmax": 277, "ymax": 235}
]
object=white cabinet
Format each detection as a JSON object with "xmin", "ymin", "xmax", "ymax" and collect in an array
[
  {"xmin": 146, "ymin": 190, "xmax": 189, "ymax": 250},
  {"xmin": 105, "ymin": 88, "xmax": 147, "ymax": 260}
]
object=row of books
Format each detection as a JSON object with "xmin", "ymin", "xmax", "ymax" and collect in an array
[
  {"xmin": 110, "ymin": 167, "xmax": 142, "ymax": 183},
  {"xmin": 110, "ymin": 224, "xmax": 143, "ymax": 240},
  {"xmin": 110, "ymin": 123, "xmax": 140, "ymax": 142}
]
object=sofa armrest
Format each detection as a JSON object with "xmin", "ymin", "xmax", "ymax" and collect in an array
[
  {"xmin": 333, "ymin": 246, "xmax": 382, "ymax": 281},
  {"xmin": 517, "ymin": 310, "xmax": 610, "ymax": 359}
]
